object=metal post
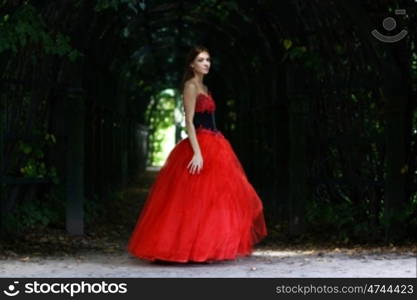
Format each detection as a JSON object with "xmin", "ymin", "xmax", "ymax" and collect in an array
[
  {"xmin": 66, "ymin": 87, "xmax": 85, "ymax": 235},
  {"xmin": 0, "ymin": 86, "xmax": 5, "ymax": 237}
]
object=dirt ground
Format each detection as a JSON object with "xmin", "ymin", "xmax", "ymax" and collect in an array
[
  {"xmin": 1, "ymin": 169, "xmax": 416, "ymax": 278},
  {"xmin": 0, "ymin": 246, "xmax": 415, "ymax": 278}
]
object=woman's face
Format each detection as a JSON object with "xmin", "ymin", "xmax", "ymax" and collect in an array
[{"xmin": 191, "ymin": 51, "xmax": 210, "ymax": 75}]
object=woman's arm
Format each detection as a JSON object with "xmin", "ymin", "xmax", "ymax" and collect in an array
[{"xmin": 183, "ymin": 82, "xmax": 203, "ymax": 174}]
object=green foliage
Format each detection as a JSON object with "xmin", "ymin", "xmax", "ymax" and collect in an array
[
  {"xmin": 17, "ymin": 131, "xmax": 60, "ymax": 184},
  {"xmin": 84, "ymin": 193, "xmax": 106, "ymax": 226},
  {"xmin": 95, "ymin": 0, "xmax": 140, "ymax": 12},
  {"xmin": 380, "ymin": 200, "xmax": 417, "ymax": 227},
  {"xmin": 306, "ymin": 194, "xmax": 417, "ymax": 242},
  {"xmin": 3, "ymin": 184, "xmax": 65, "ymax": 233},
  {"xmin": 187, "ymin": 0, "xmax": 237, "ymax": 21},
  {"xmin": 306, "ymin": 198, "xmax": 378, "ymax": 242},
  {"xmin": 0, "ymin": 3, "xmax": 81, "ymax": 61},
  {"xmin": 281, "ymin": 39, "xmax": 323, "ymax": 72},
  {"xmin": 3, "ymin": 185, "xmax": 108, "ymax": 233},
  {"xmin": 145, "ymin": 91, "xmax": 177, "ymax": 166},
  {"xmin": 411, "ymin": 51, "xmax": 417, "ymax": 87}
]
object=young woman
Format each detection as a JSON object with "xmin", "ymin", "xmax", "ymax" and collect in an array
[{"xmin": 127, "ymin": 45, "xmax": 267, "ymax": 263}]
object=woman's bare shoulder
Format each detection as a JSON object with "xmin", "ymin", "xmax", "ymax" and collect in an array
[{"xmin": 183, "ymin": 80, "xmax": 198, "ymax": 95}]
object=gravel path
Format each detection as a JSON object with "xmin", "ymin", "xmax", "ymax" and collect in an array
[{"xmin": 1, "ymin": 248, "xmax": 416, "ymax": 278}]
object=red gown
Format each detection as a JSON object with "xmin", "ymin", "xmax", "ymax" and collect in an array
[{"xmin": 127, "ymin": 91, "xmax": 267, "ymax": 263}]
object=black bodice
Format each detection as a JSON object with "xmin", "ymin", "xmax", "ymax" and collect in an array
[{"xmin": 193, "ymin": 111, "xmax": 217, "ymax": 131}]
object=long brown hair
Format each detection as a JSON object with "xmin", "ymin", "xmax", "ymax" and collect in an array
[{"xmin": 180, "ymin": 45, "xmax": 210, "ymax": 93}]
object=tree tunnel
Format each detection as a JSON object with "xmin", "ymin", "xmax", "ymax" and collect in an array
[{"xmin": 1, "ymin": 0, "xmax": 416, "ymax": 245}]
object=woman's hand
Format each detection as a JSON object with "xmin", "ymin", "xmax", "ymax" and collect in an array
[{"xmin": 187, "ymin": 153, "xmax": 203, "ymax": 174}]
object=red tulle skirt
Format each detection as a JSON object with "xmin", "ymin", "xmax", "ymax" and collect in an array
[{"xmin": 127, "ymin": 128, "xmax": 267, "ymax": 263}]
